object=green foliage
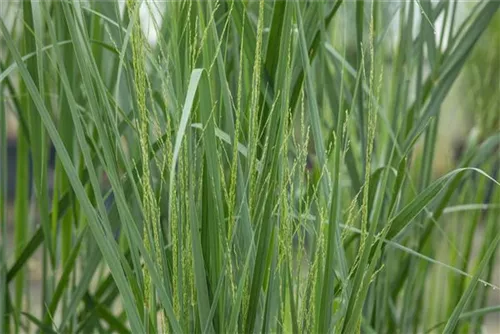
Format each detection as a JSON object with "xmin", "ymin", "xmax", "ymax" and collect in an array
[{"xmin": 1, "ymin": 1, "xmax": 499, "ymax": 333}]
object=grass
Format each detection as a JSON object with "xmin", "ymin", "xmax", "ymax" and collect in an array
[{"xmin": 1, "ymin": 1, "xmax": 499, "ymax": 333}]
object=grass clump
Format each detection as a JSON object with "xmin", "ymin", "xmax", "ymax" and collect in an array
[{"xmin": 1, "ymin": 1, "xmax": 499, "ymax": 333}]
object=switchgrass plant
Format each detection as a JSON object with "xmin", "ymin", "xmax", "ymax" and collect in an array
[{"xmin": 1, "ymin": 1, "xmax": 499, "ymax": 333}]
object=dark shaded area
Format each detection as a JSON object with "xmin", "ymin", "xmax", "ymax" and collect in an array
[{"xmin": 2, "ymin": 138, "xmax": 56, "ymax": 202}]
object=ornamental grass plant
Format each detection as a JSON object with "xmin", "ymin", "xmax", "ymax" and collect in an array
[{"xmin": 0, "ymin": 1, "xmax": 499, "ymax": 333}]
